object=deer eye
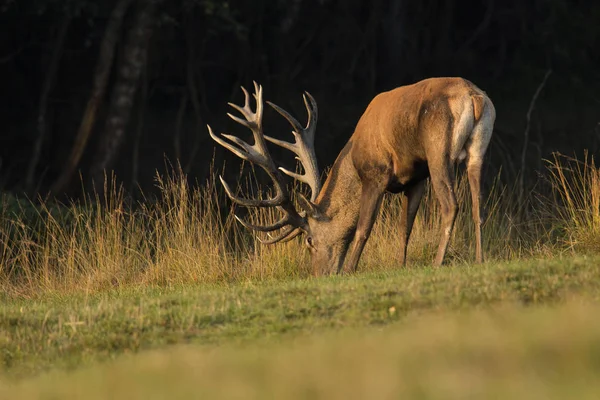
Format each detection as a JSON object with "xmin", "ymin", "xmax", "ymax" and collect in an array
[{"xmin": 305, "ymin": 236, "xmax": 314, "ymax": 248}]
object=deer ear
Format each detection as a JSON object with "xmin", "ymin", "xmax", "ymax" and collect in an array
[{"xmin": 296, "ymin": 193, "xmax": 321, "ymax": 219}]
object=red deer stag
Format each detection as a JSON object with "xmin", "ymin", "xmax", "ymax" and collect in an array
[{"xmin": 208, "ymin": 78, "xmax": 495, "ymax": 275}]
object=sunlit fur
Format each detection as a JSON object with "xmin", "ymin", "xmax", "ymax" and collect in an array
[{"xmin": 302, "ymin": 77, "xmax": 495, "ymax": 274}]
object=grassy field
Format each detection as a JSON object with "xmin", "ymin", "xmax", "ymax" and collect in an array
[
  {"xmin": 0, "ymin": 155, "xmax": 599, "ymax": 397},
  {"xmin": 3, "ymin": 301, "xmax": 600, "ymax": 399},
  {"xmin": 1, "ymin": 256, "xmax": 600, "ymax": 377}
]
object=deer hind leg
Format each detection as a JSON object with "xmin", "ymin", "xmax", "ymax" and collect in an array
[
  {"xmin": 464, "ymin": 98, "xmax": 494, "ymax": 263},
  {"xmin": 430, "ymin": 160, "xmax": 458, "ymax": 267},
  {"xmin": 399, "ymin": 180, "xmax": 426, "ymax": 266},
  {"xmin": 465, "ymin": 134, "xmax": 493, "ymax": 263},
  {"xmin": 465, "ymin": 155, "xmax": 484, "ymax": 263}
]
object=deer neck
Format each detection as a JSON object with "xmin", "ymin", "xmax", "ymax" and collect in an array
[{"xmin": 315, "ymin": 142, "xmax": 361, "ymax": 229}]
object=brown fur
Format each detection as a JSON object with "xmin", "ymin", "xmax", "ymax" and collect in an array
[{"xmin": 304, "ymin": 77, "xmax": 495, "ymax": 274}]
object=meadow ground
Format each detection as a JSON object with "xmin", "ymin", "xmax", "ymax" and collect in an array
[
  {"xmin": 0, "ymin": 154, "xmax": 599, "ymax": 397},
  {"xmin": 1, "ymin": 256, "xmax": 600, "ymax": 398},
  {"xmin": 0, "ymin": 257, "xmax": 600, "ymax": 398}
]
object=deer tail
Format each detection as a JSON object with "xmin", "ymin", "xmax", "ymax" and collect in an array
[{"xmin": 471, "ymin": 94, "xmax": 486, "ymax": 122}]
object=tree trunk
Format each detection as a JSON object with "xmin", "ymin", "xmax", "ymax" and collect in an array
[
  {"xmin": 26, "ymin": 16, "xmax": 70, "ymax": 194},
  {"xmin": 51, "ymin": 0, "xmax": 134, "ymax": 196},
  {"xmin": 89, "ymin": 0, "xmax": 158, "ymax": 194}
]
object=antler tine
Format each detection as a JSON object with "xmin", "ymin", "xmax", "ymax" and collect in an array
[
  {"xmin": 218, "ymin": 175, "xmax": 285, "ymax": 208},
  {"xmin": 209, "ymin": 83, "xmax": 308, "ymax": 239},
  {"xmin": 208, "ymin": 126, "xmax": 284, "ymax": 207},
  {"xmin": 302, "ymin": 91, "xmax": 318, "ymax": 138},
  {"xmin": 265, "ymin": 92, "xmax": 321, "ymax": 201},
  {"xmin": 252, "ymin": 81, "xmax": 263, "ymax": 121},
  {"xmin": 234, "ymin": 212, "xmax": 292, "ymax": 232},
  {"xmin": 258, "ymin": 226, "xmax": 303, "ymax": 244}
]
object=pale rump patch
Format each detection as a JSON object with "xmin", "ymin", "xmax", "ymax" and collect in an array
[
  {"xmin": 465, "ymin": 97, "xmax": 495, "ymax": 163},
  {"xmin": 450, "ymin": 95, "xmax": 495, "ymax": 165},
  {"xmin": 450, "ymin": 100, "xmax": 475, "ymax": 162}
]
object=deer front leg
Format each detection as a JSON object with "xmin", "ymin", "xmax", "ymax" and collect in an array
[
  {"xmin": 430, "ymin": 164, "xmax": 458, "ymax": 266},
  {"xmin": 340, "ymin": 185, "xmax": 384, "ymax": 274},
  {"xmin": 399, "ymin": 180, "xmax": 426, "ymax": 266}
]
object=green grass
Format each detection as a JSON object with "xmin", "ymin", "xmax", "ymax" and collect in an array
[
  {"xmin": 3, "ymin": 304, "xmax": 600, "ymax": 400},
  {"xmin": 2, "ymin": 257, "xmax": 600, "ymax": 398},
  {"xmin": 1, "ymin": 255, "xmax": 599, "ymax": 381}
]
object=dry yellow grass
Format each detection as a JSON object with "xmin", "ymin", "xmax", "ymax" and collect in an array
[
  {"xmin": 0, "ymin": 153, "xmax": 598, "ymax": 297},
  {"xmin": 547, "ymin": 152, "xmax": 600, "ymax": 253}
]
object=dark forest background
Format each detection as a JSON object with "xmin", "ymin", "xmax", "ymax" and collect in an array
[{"xmin": 0, "ymin": 0, "xmax": 598, "ymax": 200}]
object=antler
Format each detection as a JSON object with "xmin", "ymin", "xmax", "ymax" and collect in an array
[
  {"xmin": 208, "ymin": 82, "xmax": 306, "ymax": 243},
  {"xmin": 266, "ymin": 93, "xmax": 321, "ymax": 201}
]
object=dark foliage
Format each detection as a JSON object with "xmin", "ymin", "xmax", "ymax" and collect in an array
[{"xmin": 0, "ymin": 0, "xmax": 598, "ymax": 198}]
